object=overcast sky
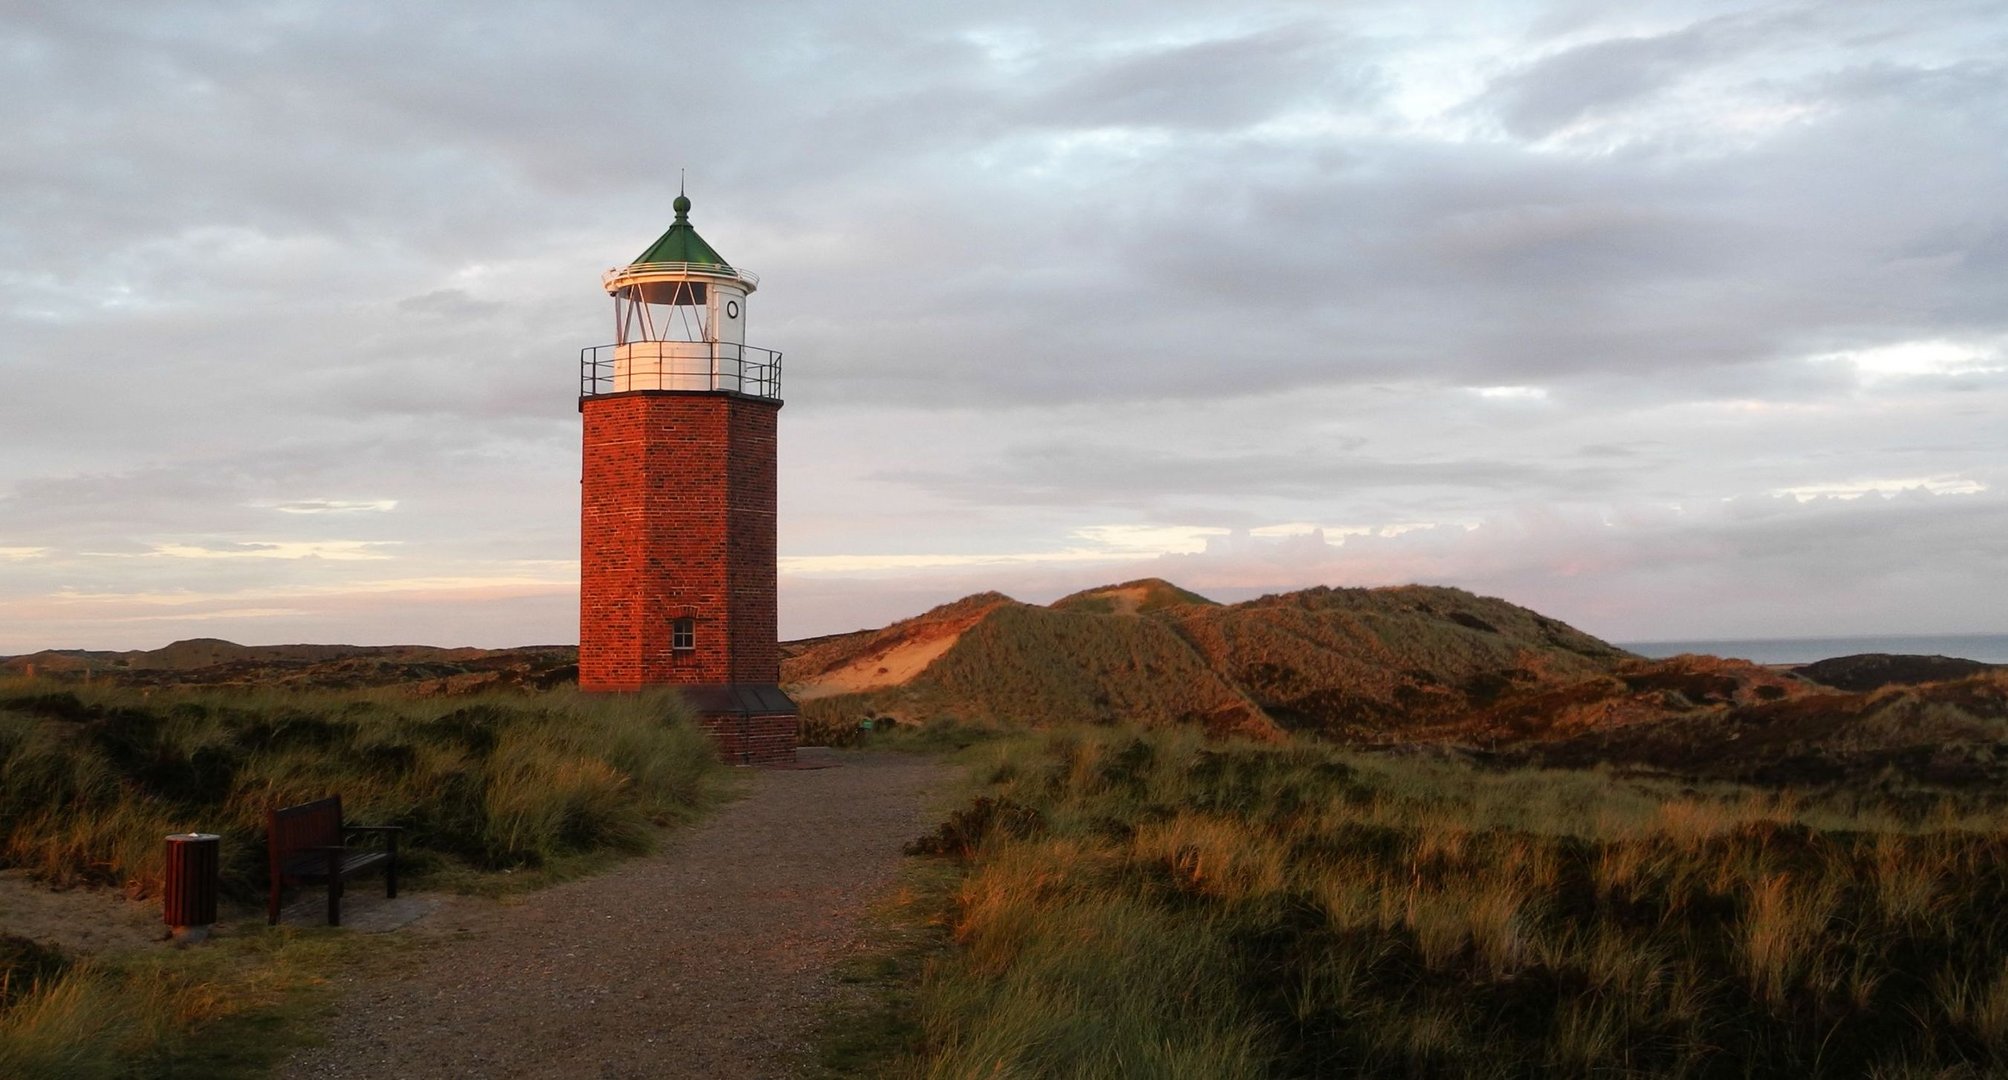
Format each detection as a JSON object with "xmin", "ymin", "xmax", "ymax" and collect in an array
[{"xmin": 3, "ymin": 0, "xmax": 2005, "ymax": 652}]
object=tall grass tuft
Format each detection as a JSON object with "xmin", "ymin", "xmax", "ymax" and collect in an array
[
  {"xmin": 0, "ymin": 965, "xmax": 141, "ymax": 1079},
  {"xmin": 1, "ymin": 925, "xmax": 385, "ymax": 1078}
]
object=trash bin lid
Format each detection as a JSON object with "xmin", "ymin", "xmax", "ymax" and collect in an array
[{"xmin": 166, "ymin": 833, "xmax": 221, "ymax": 842}]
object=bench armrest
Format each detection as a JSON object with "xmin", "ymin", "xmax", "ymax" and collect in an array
[{"xmin": 346, "ymin": 827, "xmax": 399, "ymax": 858}]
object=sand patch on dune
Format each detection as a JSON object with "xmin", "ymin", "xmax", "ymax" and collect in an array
[
  {"xmin": 790, "ymin": 628, "xmax": 966, "ymax": 700},
  {"xmin": 1098, "ymin": 586, "xmax": 1150, "ymax": 616},
  {"xmin": 783, "ymin": 594, "xmax": 1010, "ymax": 701}
]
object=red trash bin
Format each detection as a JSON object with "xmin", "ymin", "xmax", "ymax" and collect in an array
[{"xmin": 164, "ymin": 833, "xmax": 220, "ymax": 942}]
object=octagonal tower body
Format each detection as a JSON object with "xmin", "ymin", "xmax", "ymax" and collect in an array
[{"xmin": 578, "ymin": 195, "xmax": 796, "ymax": 764}]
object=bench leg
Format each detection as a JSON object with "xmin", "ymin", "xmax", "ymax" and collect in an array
[
  {"xmin": 386, "ymin": 855, "xmax": 398, "ymax": 900},
  {"xmin": 328, "ymin": 877, "xmax": 343, "ymax": 927}
]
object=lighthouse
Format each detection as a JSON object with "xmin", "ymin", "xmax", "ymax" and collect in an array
[{"xmin": 577, "ymin": 193, "xmax": 797, "ymax": 764}]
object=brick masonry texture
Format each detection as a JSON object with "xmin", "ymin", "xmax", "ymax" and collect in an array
[
  {"xmin": 580, "ymin": 391, "xmax": 781, "ymax": 691},
  {"xmin": 578, "ymin": 387, "xmax": 795, "ymax": 754},
  {"xmin": 696, "ymin": 712, "xmax": 799, "ymax": 766},
  {"xmin": 580, "ymin": 390, "xmax": 797, "ymax": 764}
]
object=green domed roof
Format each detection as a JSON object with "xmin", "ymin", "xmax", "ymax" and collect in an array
[{"xmin": 630, "ymin": 194, "xmax": 730, "ymax": 268}]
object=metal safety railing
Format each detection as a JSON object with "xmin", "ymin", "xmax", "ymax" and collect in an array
[
  {"xmin": 579, "ymin": 342, "xmax": 783, "ymax": 400},
  {"xmin": 601, "ymin": 261, "xmax": 759, "ymax": 289}
]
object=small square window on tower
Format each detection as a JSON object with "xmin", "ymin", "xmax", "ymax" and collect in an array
[{"xmin": 671, "ymin": 617, "xmax": 696, "ymax": 651}]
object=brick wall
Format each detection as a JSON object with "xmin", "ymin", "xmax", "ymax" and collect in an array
[
  {"xmin": 579, "ymin": 391, "xmax": 782, "ymax": 692},
  {"xmin": 724, "ymin": 401, "xmax": 780, "ymax": 684},
  {"xmin": 695, "ymin": 711, "xmax": 799, "ymax": 766}
]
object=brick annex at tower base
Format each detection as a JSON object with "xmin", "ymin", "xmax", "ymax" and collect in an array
[{"xmin": 575, "ymin": 193, "xmax": 798, "ymax": 765}]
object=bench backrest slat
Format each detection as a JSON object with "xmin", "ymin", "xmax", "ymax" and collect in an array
[{"xmin": 269, "ymin": 796, "xmax": 344, "ymax": 864}]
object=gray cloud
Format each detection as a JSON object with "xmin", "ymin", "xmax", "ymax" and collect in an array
[
  {"xmin": 779, "ymin": 487, "xmax": 2008, "ymax": 644},
  {"xmin": 1483, "ymin": 21, "xmax": 1733, "ymax": 139},
  {"xmin": 1016, "ymin": 23, "xmax": 1374, "ymax": 132},
  {"xmin": 3, "ymin": 0, "xmax": 2006, "ymax": 647},
  {"xmin": 876, "ymin": 442, "xmax": 1627, "ymax": 508}
]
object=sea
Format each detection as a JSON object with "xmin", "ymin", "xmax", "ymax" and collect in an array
[{"xmin": 1617, "ymin": 634, "xmax": 2008, "ymax": 666}]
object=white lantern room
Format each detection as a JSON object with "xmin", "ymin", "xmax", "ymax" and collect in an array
[{"xmin": 592, "ymin": 193, "xmax": 778, "ymax": 397}]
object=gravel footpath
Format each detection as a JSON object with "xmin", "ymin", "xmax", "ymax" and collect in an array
[{"xmin": 281, "ymin": 749, "xmax": 951, "ymax": 1079}]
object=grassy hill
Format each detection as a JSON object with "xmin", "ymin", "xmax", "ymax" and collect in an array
[
  {"xmin": 1516, "ymin": 668, "xmax": 2008, "ymax": 788},
  {"xmin": 15, "ymin": 578, "xmax": 2002, "ymax": 790},
  {"xmin": 1163, "ymin": 584, "xmax": 1627, "ymax": 737},
  {"xmin": 786, "ymin": 580, "xmax": 2008, "ymax": 794},
  {"xmin": 1049, "ymin": 578, "xmax": 1220, "ymax": 615},
  {"xmin": 2, "ymin": 641, "xmax": 579, "ymax": 693},
  {"xmin": 910, "ymin": 601, "xmax": 1269, "ymax": 733},
  {"xmin": 784, "ymin": 578, "xmax": 1641, "ymax": 742}
]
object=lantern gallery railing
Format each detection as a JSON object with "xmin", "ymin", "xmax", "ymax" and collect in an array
[
  {"xmin": 601, "ymin": 262, "xmax": 759, "ymax": 289},
  {"xmin": 579, "ymin": 342, "xmax": 783, "ymax": 400}
]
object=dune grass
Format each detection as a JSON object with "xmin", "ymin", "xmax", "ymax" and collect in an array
[
  {"xmin": 0, "ymin": 926, "xmax": 389, "ymax": 1080},
  {"xmin": 792, "ymin": 600, "xmax": 1266, "ymax": 738},
  {"xmin": 852, "ymin": 724, "xmax": 2008, "ymax": 1078},
  {"xmin": 0, "ymin": 678, "xmax": 729, "ymax": 1077},
  {"xmin": 0, "ymin": 679, "xmax": 726, "ymax": 896}
]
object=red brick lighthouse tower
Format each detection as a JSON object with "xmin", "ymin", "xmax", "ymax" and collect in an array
[{"xmin": 578, "ymin": 193, "xmax": 797, "ymax": 764}]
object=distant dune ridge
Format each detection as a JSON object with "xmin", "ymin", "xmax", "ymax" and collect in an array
[
  {"xmin": 7, "ymin": 578, "xmax": 2004, "ymax": 786},
  {"xmin": 783, "ymin": 579, "xmax": 1632, "ymax": 738},
  {"xmin": 781, "ymin": 578, "xmax": 2008, "ymax": 787},
  {"xmin": 0, "ymin": 638, "xmax": 578, "ymax": 693}
]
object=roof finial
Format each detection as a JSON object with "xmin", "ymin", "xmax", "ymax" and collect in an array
[{"xmin": 674, "ymin": 171, "xmax": 691, "ymax": 220}]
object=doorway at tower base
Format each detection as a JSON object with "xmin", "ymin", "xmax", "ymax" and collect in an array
[{"xmin": 679, "ymin": 683, "xmax": 799, "ymax": 766}]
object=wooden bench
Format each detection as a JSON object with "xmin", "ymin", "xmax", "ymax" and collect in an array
[{"xmin": 266, "ymin": 796, "xmax": 401, "ymax": 927}]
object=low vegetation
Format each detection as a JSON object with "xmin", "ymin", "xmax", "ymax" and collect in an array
[
  {"xmin": 854, "ymin": 723, "xmax": 2008, "ymax": 1078},
  {"xmin": 0, "ymin": 928, "xmax": 377, "ymax": 1079},
  {"xmin": 792, "ymin": 580, "xmax": 1949, "ymax": 755},
  {"xmin": 0, "ymin": 678, "xmax": 727, "ymax": 1077},
  {"xmin": 0, "ymin": 680, "xmax": 724, "ymax": 895},
  {"xmin": 794, "ymin": 597, "xmax": 1268, "ymax": 737}
]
